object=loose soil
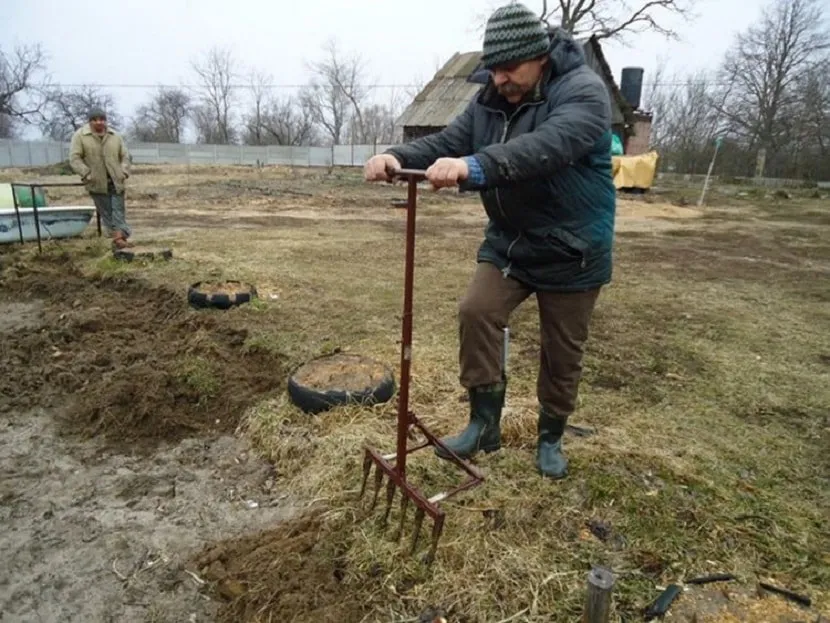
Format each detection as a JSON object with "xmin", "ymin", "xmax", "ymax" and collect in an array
[
  {"xmin": 190, "ymin": 508, "xmax": 366, "ymax": 623},
  {"xmin": 194, "ymin": 281, "xmax": 256, "ymax": 296},
  {"xmin": 0, "ymin": 251, "xmax": 283, "ymax": 452},
  {"xmin": 0, "ymin": 247, "xmax": 296, "ymax": 622},
  {"xmin": 291, "ymin": 353, "xmax": 391, "ymax": 391}
]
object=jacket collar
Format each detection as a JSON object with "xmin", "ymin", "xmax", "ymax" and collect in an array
[{"xmin": 82, "ymin": 123, "xmax": 114, "ymax": 136}]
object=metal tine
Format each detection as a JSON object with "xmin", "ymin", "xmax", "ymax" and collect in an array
[
  {"xmin": 393, "ymin": 494, "xmax": 410, "ymax": 542},
  {"xmin": 369, "ymin": 465, "xmax": 385, "ymax": 511},
  {"xmin": 380, "ymin": 478, "xmax": 397, "ymax": 527},
  {"xmin": 424, "ymin": 516, "xmax": 445, "ymax": 566},
  {"xmin": 358, "ymin": 452, "xmax": 373, "ymax": 499},
  {"xmin": 409, "ymin": 507, "xmax": 426, "ymax": 554}
]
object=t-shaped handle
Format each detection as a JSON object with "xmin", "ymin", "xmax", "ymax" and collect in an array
[{"xmin": 385, "ymin": 167, "xmax": 427, "ymax": 181}]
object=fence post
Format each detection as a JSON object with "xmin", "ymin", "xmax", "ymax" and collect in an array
[{"xmin": 583, "ymin": 566, "xmax": 615, "ymax": 623}]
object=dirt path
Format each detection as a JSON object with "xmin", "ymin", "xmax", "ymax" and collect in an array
[{"xmin": 0, "ymin": 407, "xmax": 293, "ymax": 622}]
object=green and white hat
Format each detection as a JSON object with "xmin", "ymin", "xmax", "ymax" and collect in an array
[{"xmin": 480, "ymin": 2, "xmax": 551, "ymax": 69}]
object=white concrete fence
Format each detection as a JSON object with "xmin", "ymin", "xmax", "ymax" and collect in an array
[
  {"xmin": 2, "ymin": 139, "xmax": 826, "ymax": 188},
  {"xmin": 0, "ymin": 139, "xmax": 393, "ymax": 169}
]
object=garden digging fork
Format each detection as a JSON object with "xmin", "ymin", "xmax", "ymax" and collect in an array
[{"xmin": 358, "ymin": 168, "xmax": 486, "ymax": 565}]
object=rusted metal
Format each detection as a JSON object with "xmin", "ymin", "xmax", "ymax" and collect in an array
[{"xmin": 359, "ymin": 167, "xmax": 485, "ymax": 564}]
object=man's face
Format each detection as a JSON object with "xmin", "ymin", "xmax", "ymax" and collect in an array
[
  {"xmin": 490, "ymin": 57, "xmax": 547, "ymax": 104},
  {"xmin": 90, "ymin": 116, "xmax": 107, "ymax": 134}
]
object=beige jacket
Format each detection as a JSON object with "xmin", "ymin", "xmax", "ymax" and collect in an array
[{"xmin": 69, "ymin": 124, "xmax": 131, "ymax": 194}]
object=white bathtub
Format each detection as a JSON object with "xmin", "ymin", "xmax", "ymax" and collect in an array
[{"xmin": 0, "ymin": 206, "xmax": 96, "ymax": 244}]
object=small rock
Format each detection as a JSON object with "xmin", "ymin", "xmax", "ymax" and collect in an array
[
  {"xmin": 587, "ymin": 518, "xmax": 613, "ymax": 541},
  {"xmin": 218, "ymin": 578, "xmax": 246, "ymax": 600}
]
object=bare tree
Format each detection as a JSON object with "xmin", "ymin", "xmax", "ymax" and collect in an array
[
  {"xmin": 130, "ymin": 87, "xmax": 191, "ymax": 143},
  {"xmin": 40, "ymin": 86, "xmax": 120, "ymax": 141},
  {"xmin": 0, "ymin": 43, "xmax": 49, "ymax": 135},
  {"xmin": 243, "ymin": 69, "xmax": 272, "ymax": 145},
  {"xmin": 191, "ymin": 46, "xmax": 238, "ymax": 144},
  {"xmin": 714, "ymin": 0, "xmax": 829, "ymax": 176},
  {"xmin": 474, "ymin": 0, "xmax": 696, "ymax": 41},
  {"xmin": 0, "ymin": 113, "xmax": 16, "ymax": 139},
  {"xmin": 787, "ymin": 61, "xmax": 830, "ymax": 179},
  {"xmin": 539, "ymin": 0, "xmax": 696, "ymax": 40},
  {"xmin": 243, "ymin": 94, "xmax": 318, "ymax": 146},
  {"xmin": 304, "ymin": 39, "xmax": 370, "ymax": 145},
  {"xmin": 647, "ymin": 70, "xmax": 723, "ymax": 173},
  {"xmin": 354, "ymin": 104, "xmax": 396, "ymax": 145}
]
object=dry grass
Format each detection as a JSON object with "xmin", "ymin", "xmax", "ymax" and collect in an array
[{"xmin": 6, "ymin": 164, "xmax": 829, "ymax": 622}]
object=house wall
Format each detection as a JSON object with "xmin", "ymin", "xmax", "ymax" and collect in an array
[{"xmin": 625, "ymin": 118, "xmax": 652, "ymax": 156}]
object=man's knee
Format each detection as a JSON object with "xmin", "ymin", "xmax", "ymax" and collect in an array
[{"xmin": 458, "ymin": 290, "xmax": 505, "ymax": 329}]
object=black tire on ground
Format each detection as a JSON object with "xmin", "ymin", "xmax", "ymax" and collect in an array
[
  {"xmin": 287, "ymin": 353, "xmax": 396, "ymax": 415},
  {"xmin": 187, "ymin": 281, "xmax": 258, "ymax": 310},
  {"xmin": 113, "ymin": 247, "xmax": 173, "ymax": 262}
]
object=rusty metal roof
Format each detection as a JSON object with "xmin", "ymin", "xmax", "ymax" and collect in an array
[{"xmin": 396, "ymin": 38, "xmax": 633, "ymax": 130}]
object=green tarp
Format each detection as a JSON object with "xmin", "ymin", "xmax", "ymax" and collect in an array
[
  {"xmin": 0, "ymin": 184, "xmax": 48, "ymax": 210},
  {"xmin": 611, "ymin": 133, "xmax": 624, "ymax": 156}
]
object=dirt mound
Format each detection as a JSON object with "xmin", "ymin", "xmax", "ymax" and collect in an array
[
  {"xmin": 0, "ymin": 251, "xmax": 284, "ymax": 451},
  {"xmin": 190, "ymin": 508, "xmax": 372, "ymax": 623},
  {"xmin": 292, "ymin": 353, "xmax": 390, "ymax": 391}
]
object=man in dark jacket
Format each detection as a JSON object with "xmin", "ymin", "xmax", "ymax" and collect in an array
[{"xmin": 364, "ymin": 2, "xmax": 616, "ymax": 479}]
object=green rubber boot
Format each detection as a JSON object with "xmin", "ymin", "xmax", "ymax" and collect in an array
[
  {"xmin": 536, "ymin": 407, "xmax": 569, "ymax": 479},
  {"xmin": 434, "ymin": 381, "xmax": 506, "ymax": 460}
]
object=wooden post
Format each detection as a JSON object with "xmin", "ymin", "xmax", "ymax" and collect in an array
[{"xmin": 583, "ymin": 566, "xmax": 615, "ymax": 623}]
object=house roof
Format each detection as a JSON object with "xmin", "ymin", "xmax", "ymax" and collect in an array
[
  {"xmin": 393, "ymin": 52, "xmax": 487, "ymax": 129},
  {"xmin": 395, "ymin": 36, "xmax": 635, "ymax": 130}
]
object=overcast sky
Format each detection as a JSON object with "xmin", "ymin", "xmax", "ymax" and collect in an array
[{"xmin": 6, "ymin": 0, "xmax": 771, "ymax": 139}]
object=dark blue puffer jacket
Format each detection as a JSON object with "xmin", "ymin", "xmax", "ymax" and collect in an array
[{"xmin": 385, "ymin": 27, "xmax": 616, "ymax": 292}]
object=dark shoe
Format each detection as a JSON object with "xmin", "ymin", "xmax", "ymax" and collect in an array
[
  {"xmin": 434, "ymin": 380, "xmax": 506, "ymax": 460},
  {"xmin": 536, "ymin": 407, "xmax": 569, "ymax": 479}
]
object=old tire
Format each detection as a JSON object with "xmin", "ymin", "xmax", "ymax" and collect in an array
[
  {"xmin": 113, "ymin": 246, "xmax": 173, "ymax": 262},
  {"xmin": 288, "ymin": 352, "xmax": 395, "ymax": 415},
  {"xmin": 187, "ymin": 280, "xmax": 257, "ymax": 310}
]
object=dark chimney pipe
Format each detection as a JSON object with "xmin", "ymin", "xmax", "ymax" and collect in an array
[{"xmin": 620, "ymin": 67, "xmax": 644, "ymax": 110}]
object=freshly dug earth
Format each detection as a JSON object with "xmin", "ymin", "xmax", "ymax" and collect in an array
[
  {"xmin": 190, "ymin": 508, "xmax": 369, "ymax": 623},
  {"xmin": 0, "ymin": 251, "xmax": 284, "ymax": 451},
  {"xmin": 292, "ymin": 353, "xmax": 391, "ymax": 391}
]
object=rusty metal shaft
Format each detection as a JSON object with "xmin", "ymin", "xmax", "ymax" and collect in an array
[
  {"xmin": 394, "ymin": 169, "xmax": 423, "ymax": 481},
  {"xmin": 358, "ymin": 168, "xmax": 486, "ymax": 564}
]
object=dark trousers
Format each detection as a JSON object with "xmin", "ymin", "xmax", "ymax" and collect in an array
[
  {"xmin": 90, "ymin": 176, "xmax": 130, "ymax": 238},
  {"xmin": 458, "ymin": 262, "xmax": 600, "ymax": 417}
]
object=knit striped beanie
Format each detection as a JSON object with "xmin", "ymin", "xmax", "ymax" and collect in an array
[{"xmin": 481, "ymin": 2, "xmax": 551, "ymax": 69}]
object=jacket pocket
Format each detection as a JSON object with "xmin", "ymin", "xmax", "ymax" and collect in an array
[{"xmin": 544, "ymin": 227, "xmax": 589, "ymax": 267}]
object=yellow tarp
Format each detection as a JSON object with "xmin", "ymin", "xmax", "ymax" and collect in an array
[{"xmin": 612, "ymin": 151, "xmax": 659, "ymax": 190}]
